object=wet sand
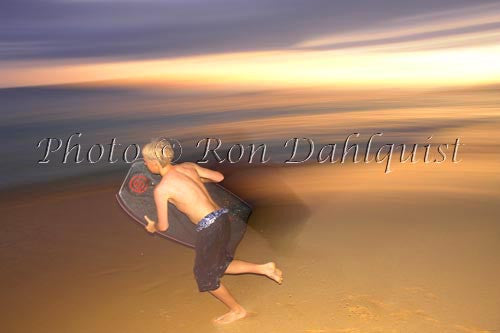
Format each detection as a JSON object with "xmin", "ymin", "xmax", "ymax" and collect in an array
[{"xmin": 1, "ymin": 155, "xmax": 499, "ymax": 333}]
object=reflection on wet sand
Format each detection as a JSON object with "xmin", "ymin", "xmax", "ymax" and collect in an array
[{"xmin": 2, "ymin": 146, "xmax": 499, "ymax": 332}]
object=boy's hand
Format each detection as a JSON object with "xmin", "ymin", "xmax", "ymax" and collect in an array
[{"xmin": 144, "ymin": 215, "xmax": 157, "ymax": 233}]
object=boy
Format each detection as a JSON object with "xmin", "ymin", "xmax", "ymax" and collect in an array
[{"xmin": 141, "ymin": 137, "xmax": 283, "ymax": 325}]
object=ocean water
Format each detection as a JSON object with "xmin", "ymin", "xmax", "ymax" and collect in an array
[{"xmin": 1, "ymin": 82, "xmax": 499, "ymax": 190}]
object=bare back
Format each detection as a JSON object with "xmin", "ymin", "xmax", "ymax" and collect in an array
[{"xmin": 156, "ymin": 163, "xmax": 221, "ymax": 224}]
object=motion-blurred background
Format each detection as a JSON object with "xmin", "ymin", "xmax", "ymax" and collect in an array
[{"xmin": 1, "ymin": 1, "xmax": 499, "ymax": 332}]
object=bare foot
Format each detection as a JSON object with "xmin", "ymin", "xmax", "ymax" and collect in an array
[
  {"xmin": 262, "ymin": 262, "xmax": 283, "ymax": 284},
  {"xmin": 213, "ymin": 308, "xmax": 248, "ymax": 325}
]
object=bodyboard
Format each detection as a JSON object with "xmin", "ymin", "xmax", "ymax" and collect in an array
[{"xmin": 116, "ymin": 159, "xmax": 252, "ymax": 252}]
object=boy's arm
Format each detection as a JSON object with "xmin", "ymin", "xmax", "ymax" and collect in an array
[
  {"xmin": 145, "ymin": 187, "xmax": 169, "ymax": 232},
  {"xmin": 188, "ymin": 162, "xmax": 224, "ymax": 183}
]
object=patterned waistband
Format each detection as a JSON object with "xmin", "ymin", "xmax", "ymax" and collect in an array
[{"xmin": 195, "ymin": 207, "xmax": 229, "ymax": 232}]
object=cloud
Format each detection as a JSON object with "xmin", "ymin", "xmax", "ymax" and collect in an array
[
  {"xmin": 1, "ymin": 0, "xmax": 498, "ymax": 61},
  {"xmin": 294, "ymin": 2, "xmax": 500, "ymax": 52}
]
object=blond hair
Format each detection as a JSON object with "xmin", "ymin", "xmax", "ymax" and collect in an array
[{"xmin": 141, "ymin": 137, "xmax": 174, "ymax": 167}]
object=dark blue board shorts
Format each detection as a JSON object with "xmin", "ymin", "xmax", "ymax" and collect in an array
[{"xmin": 193, "ymin": 207, "xmax": 233, "ymax": 292}]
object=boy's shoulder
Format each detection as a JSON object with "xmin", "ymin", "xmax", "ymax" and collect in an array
[
  {"xmin": 155, "ymin": 176, "xmax": 171, "ymax": 194},
  {"xmin": 178, "ymin": 161, "xmax": 197, "ymax": 168}
]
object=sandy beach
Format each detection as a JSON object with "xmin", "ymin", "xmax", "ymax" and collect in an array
[{"xmin": 1, "ymin": 154, "xmax": 499, "ymax": 333}]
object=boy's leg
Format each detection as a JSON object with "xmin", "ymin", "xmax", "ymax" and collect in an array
[
  {"xmin": 209, "ymin": 283, "xmax": 247, "ymax": 324},
  {"xmin": 224, "ymin": 260, "xmax": 283, "ymax": 284}
]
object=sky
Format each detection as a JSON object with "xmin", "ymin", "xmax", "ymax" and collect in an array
[{"xmin": 1, "ymin": 0, "xmax": 500, "ymax": 88}]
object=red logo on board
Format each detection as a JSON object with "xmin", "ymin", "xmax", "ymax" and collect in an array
[{"xmin": 129, "ymin": 174, "xmax": 149, "ymax": 194}]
